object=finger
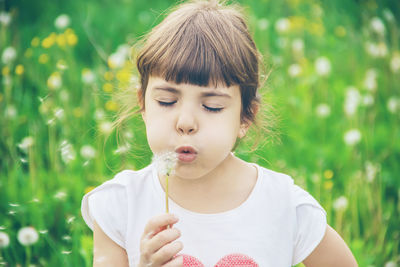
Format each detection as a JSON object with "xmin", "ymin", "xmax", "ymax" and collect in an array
[
  {"xmin": 162, "ymin": 254, "xmax": 183, "ymax": 267},
  {"xmin": 142, "ymin": 214, "xmax": 179, "ymax": 239},
  {"xmin": 151, "ymin": 241, "xmax": 183, "ymax": 266},
  {"xmin": 146, "ymin": 227, "xmax": 181, "ymax": 253}
]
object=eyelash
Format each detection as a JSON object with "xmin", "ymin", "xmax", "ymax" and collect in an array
[{"xmin": 157, "ymin": 101, "xmax": 223, "ymax": 113}]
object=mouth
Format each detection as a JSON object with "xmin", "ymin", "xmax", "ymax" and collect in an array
[{"xmin": 175, "ymin": 146, "xmax": 198, "ymax": 163}]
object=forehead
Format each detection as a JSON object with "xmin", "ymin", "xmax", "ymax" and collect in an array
[{"xmin": 147, "ymin": 76, "xmax": 239, "ymax": 95}]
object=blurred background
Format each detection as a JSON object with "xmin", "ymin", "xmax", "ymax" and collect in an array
[{"xmin": 1, "ymin": 0, "xmax": 399, "ymax": 266}]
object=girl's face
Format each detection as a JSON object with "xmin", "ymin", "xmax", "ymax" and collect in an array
[{"xmin": 142, "ymin": 76, "xmax": 248, "ymax": 180}]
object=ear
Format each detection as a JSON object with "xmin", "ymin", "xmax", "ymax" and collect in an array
[
  {"xmin": 238, "ymin": 102, "xmax": 259, "ymax": 138},
  {"xmin": 137, "ymin": 89, "xmax": 146, "ymax": 122}
]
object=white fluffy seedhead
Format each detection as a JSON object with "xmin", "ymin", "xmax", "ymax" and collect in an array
[{"xmin": 152, "ymin": 151, "xmax": 178, "ymax": 176}]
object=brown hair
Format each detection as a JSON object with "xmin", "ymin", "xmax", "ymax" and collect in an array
[
  {"xmin": 113, "ymin": 0, "xmax": 280, "ymax": 156},
  {"xmin": 136, "ymin": 0, "xmax": 261, "ymax": 125}
]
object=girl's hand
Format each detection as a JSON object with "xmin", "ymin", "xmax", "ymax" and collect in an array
[{"xmin": 138, "ymin": 213, "xmax": 183, "ymax": 267}]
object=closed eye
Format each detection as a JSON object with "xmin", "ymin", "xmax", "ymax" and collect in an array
[
  {"xmin": 157, "ymin": 100, "xmax": 176, "ymax": 107},
  {"xmin": 203, "ymin": 105, "xmax": 223, "ymax": 113}
]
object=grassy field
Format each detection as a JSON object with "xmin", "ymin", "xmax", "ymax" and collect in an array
[{"xmin": 1, "ymin": 0, "xmax": 399, "ymax": 266}]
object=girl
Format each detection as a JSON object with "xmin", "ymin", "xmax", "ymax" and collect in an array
[{"xmin": 81, "ymin": 0, "xmax": 358, "ymax": 266}]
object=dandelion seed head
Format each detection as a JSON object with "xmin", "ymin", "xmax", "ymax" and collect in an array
[
  {"xmin": 5, "ymin": 105, "xmax": 17, "ymax": 118},
  {"xmin": 17, "ymin": 226, "xmax": 39, "ymax": 246},
  {"xmin": 292, "ymin": 38, "xmax": 304, "ymax": 55},
  {"xmin": 18, "ymin": 136, "xmax": 34, "ymax": 152},
  {"xmin": 387, "ymin": 97, "xmax": 400, "ymax": 114},
  {"xmin": 99, "ymin": 121, "xmax": 113, "ymax": 135},
  {"xmin": 47, "ymin": 72, "xmax": 62, "ymax": 90},
  {"xmin": 333, "ymin": 196, "xmax": 348, "ymax": 212},
  {"xmin": 1, "ymin": 46, "xmax": 17, "ymax": 65},
  {"xmin": 80, "ymin": 145, "xmax": 97, "ymax": 159},
  {"xmin": 370, "ymin": 17, "xmax": 385, "ymax": 35},
  {"xmin": 390, "ymin": 53, "xmax": 400, "ymax": 73},
  {"xmin": 54, "ymin": 191, "xmax": 67, "ymax": 200},
  {"xmin": 365, "ymin": 161, "xmax": 380, "ymax": 183},
  {"xmin": 316, "ymin": 103, "xmax": 331, "ymax": 118},
  {"xmin": 362, "ymin": 94, "xmax": 374, "ymax": 106},
  {"xmin": 288, "ymin": 64, "xmax": 302, "ymax": 77},
  {"xmin": 60, "ymin": 140, "xmax": 76, "ymax": 164},
  {"xmin": 315, "ymin": 57, "xmax": 331, "ymax": 76},
  {"xmin": 82, "ymin": 68, "xmax": 96, "ymax": 84},
  {"xmin": 0, "ymin": 12, "xmax": 11, "ymax": 26},
  {"xmin": 384, "ymin": 261, "xmax": 397, "ymax": 267},
  {"xmin": 0, "ymin": 232, "xmax": 10, "ymax": 248},
  {"xmin": 275, "ymin": 18, "xmax": 291, "ymax": 33},
  {"xmin": 257, "ymin": 18, "xmax": 269, "ymax": 30},
  {"xmin": 344, "ymin": 129, "xmax": 362, "ymax": 146},
  {"xmin": 344, "ymin": 86, "xmax": 360, "ymax": 116},
  {"xmin": 153, "ymin": 151, "xmax": 178, "ymax": 176},
  {"xmin": 66, "ymin": 216, "xmax": 75, "ymax": 224},
  {"xmin": 54, "ymin": 14, "xmax": 70, "ymax": 30}
]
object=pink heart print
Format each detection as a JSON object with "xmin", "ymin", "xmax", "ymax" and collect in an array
[{"xmin": 180, "ymin": 253, "xmax": 259, "ymax": 267}]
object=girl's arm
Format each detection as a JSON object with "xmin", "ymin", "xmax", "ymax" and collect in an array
[
  {"xmin": 93, "ymin": 220, "xmax": 129, "ymax": 267},
  {"xmin": 303, "ymin": 224, "xmax": 358, "ymax": 267}
]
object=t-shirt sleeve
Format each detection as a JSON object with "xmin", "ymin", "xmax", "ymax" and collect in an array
[
  {"xmin": 291, "ymin": 184, "xmax": 327, "ymax": 266},
  {"xmin": 81, "ymin": 183, "xmax": 128, "ymax": 249}
]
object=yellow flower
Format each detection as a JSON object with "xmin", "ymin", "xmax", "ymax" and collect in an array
[
  {"xmin": 308, "ymin": 22, "xmax": 325, "ymax": 36},
  {"xmin": 289, "ymin": 16, "xmax": 306, "ymax": 31},
  {"xmin": 39, "ymin": 54, "xmax": 49, "ymax": 64},
  {"xmin": 116, "ymin": 70, "xmax": 131, "ymax": 83},
  {"xmin": 2, "ymin": 66, "xmax": 10, "ymax": 76},
  {"xmin": 73, "ymin": 107, "xmax": 83, "ymax": 118},
  {"xmin": 65, "ymin": 29, "xmax": 78, "ymax": 46},
  {"xmin": 103, "ymin": 83, "xmax": 113, "ymax": 93},
  {"xmin": 47, "ymin": 72, "xmax": 62, "ymax": 89},
  {"xmin": 31, "ymin": 37, "xmax": 40, "ymax": 47},
  {"xmin": 56, "ymin": 33, "xmax": 67, "ymax": 47},
  {"xmin": 84, "ymin": 186, "xmax": 96, "ymax": 194},
  {"xmin": 42, "ymin": 33, "xmax": 57, "ymax": 48},
  {"xmin": 104, "ymin": 71, "xmax": 114, "ymax": 81},
  {"xmin": 105, "ymin": 100, "xmax": 118, "ymax": 111},
  {"xmin": 335, "ymin": 26, "xmax": 346, "ymax": 37},
  {"xmin": 323, "ymin": 169, "xmax": 334, "ymax": 179},
  {"xmin": 323, "ymin": 180, "xmax": 334, "ymax": 190},
  {"xmin": 15, "ymin": 65, "xmax": 24, "ymax": 75},
  {"xmin": 24, "ymin": 48, "xmax": 33, "ymax": 58}
]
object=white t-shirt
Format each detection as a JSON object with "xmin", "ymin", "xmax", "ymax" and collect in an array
[{"xmin": 81, "ymin": 163, "xmax": 326, "ymax": 267}]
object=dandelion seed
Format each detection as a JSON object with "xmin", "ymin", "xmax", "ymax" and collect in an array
[
  {"xmin": 0, "ymin": 12, "xmax": 11, "ymax": 26},
  {"xmin": 31, "ymin": 198, "xmax": 40, "ymax": 203},
  {"xmin": 39, "ymin": 230, "xmax": 48, "ymax": 234},
  {"xmin": 61, "ymin": 250, "xmax": 72, "ymax": 255},
  {"xmin": 124, "ymin": 130, "xmax": 134, "ymax": 139},
  {"xmin": 9, "ymin": 210, "xmax": 17, "ymax": 215},
  {"xmin": 17, "ymin": 226, "xmax": 39, "ymax": 246},
  {"xmin": 344, "ymin": 86, "xmax": 361, "ymax": 116},
  {"xmin": 0, "ymin": 232, "xmax": 10, "ymax": 248},
  {"xmin": 54, "ymin": 191, "xmax": 67, "ymax": 200},
  {"xmin": 66, "ymin": 216, "xmax": 75, "ymax": 224},
  {"xmin": 56, "ymin": 59, "xmax": 68, "ymax": 70},
  {"xmin": 54, "ymin": 14, "xmax": 70, "ymax": 30},
  {"xmin": 315, "ymin": 57, "xmax": 331, "ymax": 76},
  {"xmin": 288, "ymin": 64, "xmax": 302, "ymax": 77},
  {"xmin": 275, "ymin": 18, "xmax": 290, "ymax": 33},
  {"xmin": 383, "ymin": 9, "xmax": 395, "ymax": 22},
  {"xmin": 60, "ymin": 140, "xmax": 76, "ymax": 164},
  {"xmin": 20, "ymin": 158, "xmax": 28, "ymax": 163},
  {"xmin": 1, "ymin": 46, "xmax": 17, "ymax": 64},
  {"xmin": 152, "ymin": 152, "xmax": 178, "ymax": 213},
  {"xmin": 108, "ymin": 44, "xmax": 130, "ymax": 69},
  {"xmin": 316, "ymin": 103, "xmax": 331, "ymax": 118},
  {"xmin": 54, "ymin": 107, "xmax": 64, "ymax": 120},
  {"xmin": 80, "ymin": 145, "xmax": 97, "ymax": 159},
  {"xmin": 344, "ymin": 129, "xmax": 362, "ymax": 146},
  {"xmin": 333, "ymin": 196, "xmax": 348, "ymax": 212},
  {"xmin": 18, "ymin": 136, "xmax": 34, "ymax": 152},
  {"xmin": 0, "ymin": 226, "xmax": 5, "ymax": 230},
  {"xmin": 62, "ymin": 235, "xmax": 71, "ymax": 241},
  {"xmin": 113, "ymin": 144, "xmax": 131, "ymax": 155},
  {"xmin": 9, "ymin": 203, "xmax": 19, "ymax": 207}
]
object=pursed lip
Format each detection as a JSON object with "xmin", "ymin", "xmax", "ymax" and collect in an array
[{"xmin": 175, "ymin": 146, "xmax": 198, "ymax": 163}]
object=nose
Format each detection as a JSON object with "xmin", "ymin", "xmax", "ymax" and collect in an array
[{"xmin": 176, "ymin": 106, "xmax": 198, "ymax": 135}]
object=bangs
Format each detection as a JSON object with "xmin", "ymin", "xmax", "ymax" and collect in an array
[
  {"xmin": 137, "ymin": 6, "xmax": 258, "ymax": 90},
  {"xmin": 151, "ymin": 18, "xmax": 239, "ymax": 88}
]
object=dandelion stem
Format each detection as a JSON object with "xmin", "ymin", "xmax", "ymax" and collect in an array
[{"xmin": 165, "ymin": 174, "xmax": 169, "ymax": 213}]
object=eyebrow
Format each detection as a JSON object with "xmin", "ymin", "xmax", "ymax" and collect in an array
[{"xmin": 154, "ymin": 86, "xmax": 232, "ymax": 98}]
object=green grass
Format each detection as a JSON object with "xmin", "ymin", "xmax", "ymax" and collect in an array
[{"xmin": 1, "ymin": 0, "xmax": 399, "ymax": 266}]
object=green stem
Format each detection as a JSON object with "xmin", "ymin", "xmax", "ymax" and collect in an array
[{"xmin": 25, "ymin": 246, "xmax": 31, "ymax": 266}]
